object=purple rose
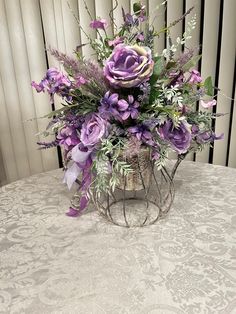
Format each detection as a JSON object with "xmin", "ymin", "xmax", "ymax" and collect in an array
[
  {"xmin": 99, "ymin": 92, "xmax": 139, "ymax": 122},
  {"xmin": 80, "ymin": 114, "xmax": 108, "ymax": 147},
  {"xmin": 159, "ymin": 120, "xmax": 191, "ymax": 154},
  {"xmin": 90, "ymin": 19, "xmax": 108, "ymax": 30},
  {"xmin": 104, "ymin": 44, "xmax": 154, "ymax": 88}
]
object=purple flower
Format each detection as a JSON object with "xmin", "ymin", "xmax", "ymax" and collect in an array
[
  {"xmin": 136, "ymin": 33, "xmax": 145, "ymax": 42},
  {"xmin": 159, "ymin": 120, "xmax": 191, "ymax": 154},
  {"xmin": 80, "ymin": 113, "xmax": 108, "ymax": 147},
  {"xmin": 90, "ymin": 19, "xmax": 108, "ymax": 30},
  {"xmin": 99, "ymin": 92, "xmax": 139, "ymax": 122},
  {"xmin": 169, "ymin": 71, "xmax": 184, "ymax": 86},
  {"xmin": 128, "ymin": 125, "xmax": 155, "ymax": 146},
  {"xmin": 123, "ymin": 12, "xmax": 136, "ymax": 27},
  {"xmin": 57, "ymin": 126, "xmax": 80, "ymax": 151},
  {"xmin": 104, "ymin": 44, "xmax": 154, "ymax": 88},
  {"xmin": 196, "ymin": 131, "xmax": 224, "ymax": 144},
  {"xmin": 200, "ymin": 99, "xmax": 217, "ymax": 109},
  {"xmin": 66, "ymin": 207, "xmax": 82, "ymax": 217},
  {"xmin": 75, "ymin": 76, "xmax": 87, "ymax": 88},
  {"xmin": 31, "ymin": 68, "xmax": 72, "ymax": 101},
  {"xmin": 189, "ymin": 69, "xmax": 202, "ymax": 84},
  {"xmin": 108, "ymin": 37, "xmax": 124, "ymax": 47}
]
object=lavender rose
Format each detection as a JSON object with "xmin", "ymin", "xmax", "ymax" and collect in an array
[
  {"xmin": 80, "ymin": 114, "xmax": 108, "ymax": 147},
  {"xmin": 159, "ymin": 120, "xmax": 191, "ymax": 154},
  {"xmin": 104, "ymin": 44, "xmax": 154, "ymax": 88}
]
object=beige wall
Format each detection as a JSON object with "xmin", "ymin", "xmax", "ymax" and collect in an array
[{"xmin": 0, "ymin": 0, "xmax": 235, "ymax": 185}]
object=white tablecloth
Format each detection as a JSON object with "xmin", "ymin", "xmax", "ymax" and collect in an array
[{"xmin": 0, "ymin": 161, "xmax": 236, "ymax": 314}]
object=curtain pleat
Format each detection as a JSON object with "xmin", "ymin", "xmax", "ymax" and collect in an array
[
  {"xmin": 0, "ymin": 0, "xmax": 235, "ymax": 185},
  {"xmin": 213, "ymin": 0, "xmax": 236, "ymax": 166},
  {"xmin": 195, "ymin": 0, "xmax": 221, "ymax": 163}
]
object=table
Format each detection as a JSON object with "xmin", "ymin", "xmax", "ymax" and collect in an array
[{"xmin": 0, "ymin": 161, "xmax": 236, "ymax": 314}]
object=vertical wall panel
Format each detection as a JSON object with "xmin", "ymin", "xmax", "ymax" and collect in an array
[
  {"xmin": 184, "ymin": 0, "xmax": 201, "ymax": 162},
  {"xmin": 0, "ymin": 76, "xmax": 18, "ymax": 183},
  {"xmin": 61, "ymin": 0, "xmax": 81, "ymax": 55},
  {"xmin": 20, "ymin": 0, "xmax": 59, "ymax": 171},
  {"xmin": 0, "ymin": 0, "xmax": 30, "ymax": 179},
  {"xmin": 166, "ymin": 1, "xmax": 183, "ymax": 160},
  {"xmin": 166, "ymin": 0, "xmax": 183, "ymax": 55},
  {"xmin": 112, "ymin": 0, "xmax": 129, "ymax": 30},
  {"xmin": 196, "ymin": 0, "xmax": 221, "ymax": 163},
  {"xmin": 4, "ymin": 0, "xmax": 44, "ymax": 175},
  {"xmin": 185, "ymin": 0, "xmax": 201, "ymax": 52},
  {"xmin": 95, "ymin": 0, "xmax": 113, "ymax": 37},
  {"xmin": 149, "ymin": 0, "xmax": 166, "ymax": 55},
  {"xmin": 78, "ymin": 0, "xmax": 96, "ymax": 58},
  {"xmin": 213, "ymin": 0, "xmax": 236, "ymax": 166}
]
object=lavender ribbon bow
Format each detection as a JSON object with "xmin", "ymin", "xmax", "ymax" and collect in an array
[{"xmin": 63, "ymin": 144, "xmax": 92, "ymax": 190}]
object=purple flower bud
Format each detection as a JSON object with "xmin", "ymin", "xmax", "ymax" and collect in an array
[
  {"xmin": 200, "ymin": 99, "xmax": 217, "ymax": 109},
  {"xmin": 189, "ymin": 69, "xmax": 202, "ymax": 84},
  {"xmin": 108, "ymin": 37, "xmax": 124, "ymax": 47},
  {"xmin": 196, "ymin": 131, "xmax": 224, "ymax": 144}
]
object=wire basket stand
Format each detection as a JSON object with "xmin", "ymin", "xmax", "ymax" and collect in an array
[{"xmin": 92, "ymin": 149, "xmax": 185, "ymax": 227}]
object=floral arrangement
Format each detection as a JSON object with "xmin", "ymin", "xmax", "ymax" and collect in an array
[{"xmin": 32, "ymin": 2, "xmax": 223, "ymax": 216}]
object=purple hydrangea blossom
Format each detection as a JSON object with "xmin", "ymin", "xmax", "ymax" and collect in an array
[
  {"xmin": 104, "ymin": 44, "xmax": 154, "ymax": 88},
  {"xmin": 31, "ymin": 68, "xmax": 72, "ymax": 101},
  {"xmin": 159, "ymin": 120, "xmax": 192, "ymax": 154},
  {"xmin": 90, "ymin": 19, "xmax": 108, "ymax": 30},
  {"xmin": 99, "ymin": 92, "xmax": 139, "ymax": 122}
]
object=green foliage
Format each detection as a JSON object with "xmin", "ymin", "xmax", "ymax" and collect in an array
[
  {"xmin": 204, "ymin": 76, "xmax": 214, "ymax": 96},
  {"xmin": 150, "ymin": 56, "xmax": 165, "ymax": 85},
  {"xmin": 182, "ymin": 55, "xmax": 202, "ymax": 72},
  {"xmin": 92, "ymin": 137, "xmax": 134, "ymax": 196}
]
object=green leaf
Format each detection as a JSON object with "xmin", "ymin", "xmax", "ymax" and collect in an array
[
  {"xmin": 149, "ymin": 88, "xmax": 161, "ymax": 104},
  {"xmin": 150, "ymin": 56, "xmax": 165, "ymax": 86},
  {"xmin": 182, "ymin": 55, "xmax": 202, "ymax": 72},
  {"xmin": 133, "ymin": 2, "xmax": 142, "ymax": 14},
  {"xmin": 204, "ymin": 76, "xmax": 214, "ymax": 96}
]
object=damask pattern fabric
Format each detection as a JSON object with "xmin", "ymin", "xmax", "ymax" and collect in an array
[{"xmin": 0, "ymin": 161, "xmax": 236, "ymax": 313}]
